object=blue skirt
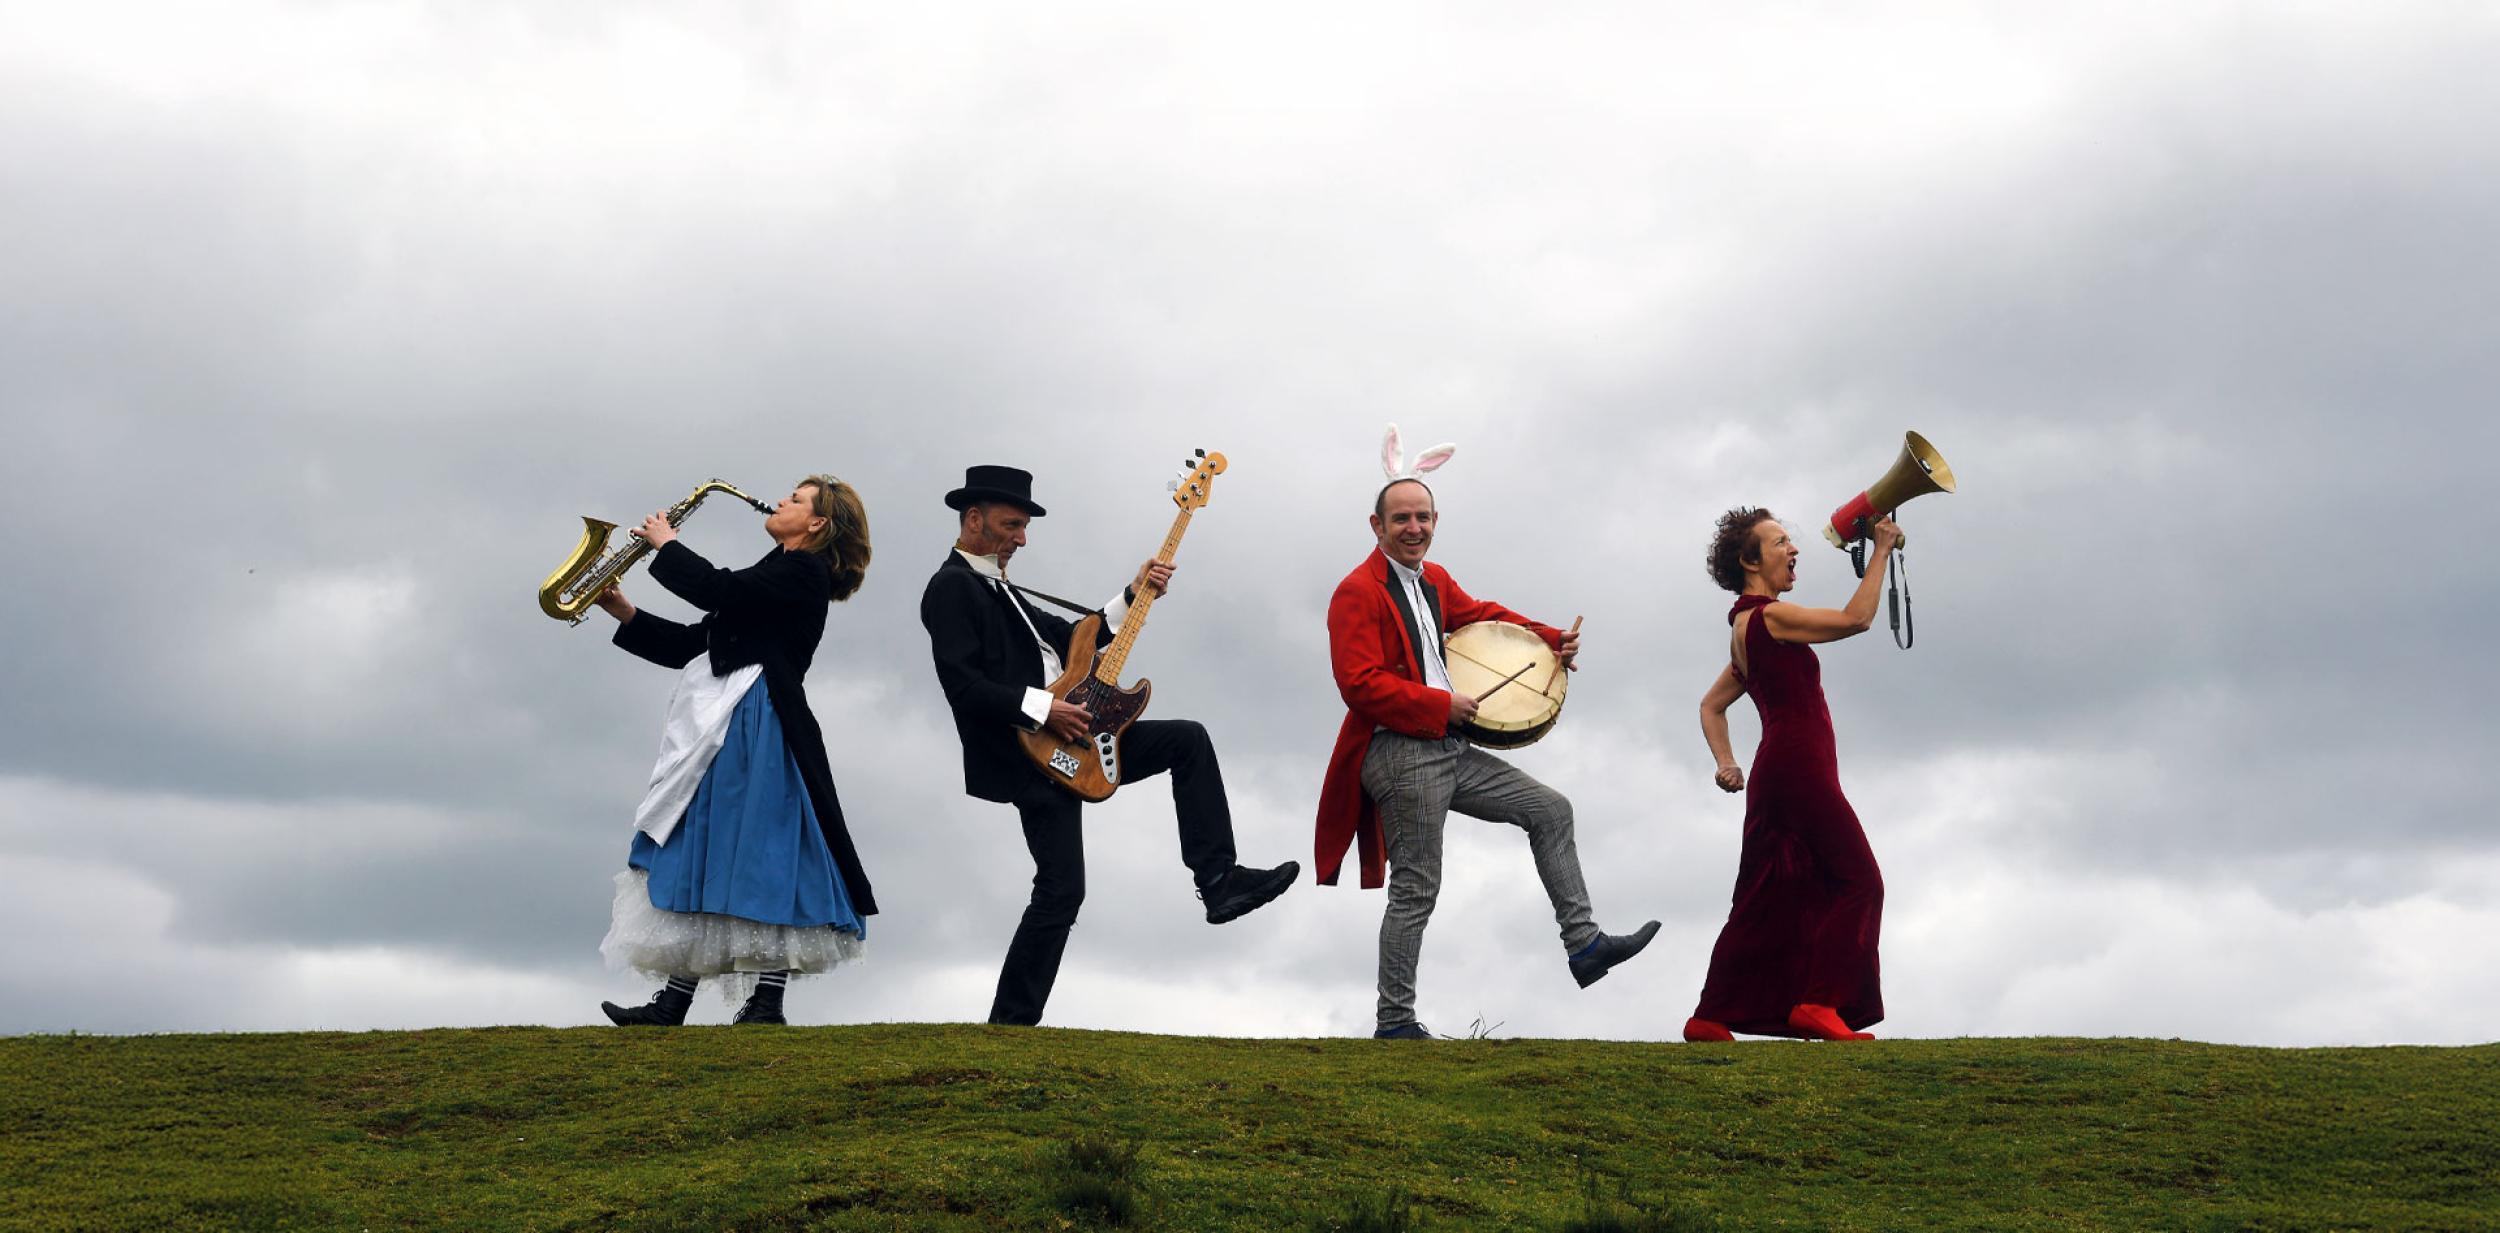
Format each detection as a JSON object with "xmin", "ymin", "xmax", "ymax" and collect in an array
[{"xmin": 628, "ymin": 683, "xmax": 864, "ymax": 935}]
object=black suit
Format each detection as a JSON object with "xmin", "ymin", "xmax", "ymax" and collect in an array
[
  {"xmin": 920, "ymin": 551, "xmax": 1110, "ymax": 803},
  {"xmin": 920, "ymin": 551, "xmax": 1236, "ymax": 1024},
  {"xmin": 614, "ymin": 541, "xmax": 876, "ymax": 917}
]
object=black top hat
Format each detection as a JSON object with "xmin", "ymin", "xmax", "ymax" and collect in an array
[{"xmin": 944, "ymin": 465, "xmax": 1047, "ymax": 517}]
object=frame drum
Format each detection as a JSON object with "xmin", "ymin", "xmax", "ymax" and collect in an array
[{"xmin": 1443, "ymin": 620, "xmax": 1568, "ymax": 749}]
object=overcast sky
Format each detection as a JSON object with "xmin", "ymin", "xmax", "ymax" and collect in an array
[{"xmin": 4, "ymin": 2, "xmax": 2495, "ymax": 1046}]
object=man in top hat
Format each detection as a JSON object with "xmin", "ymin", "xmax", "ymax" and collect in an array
[
  {"xmin": 920, "ymin": 464, "xmax": 1300, "ymax": 1026},
  {"xmin": 1316, "ymin": 448, "xmax": 1660, "ymax": 1039}
]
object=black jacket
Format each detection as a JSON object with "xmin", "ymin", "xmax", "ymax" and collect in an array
[
  {"xmin": 612, "ymin": 540, "xmax": 876, "ymax": 916},
  {"xmin": 920, "ymin": 551, "xmax": 1113, "ymax": 804}
]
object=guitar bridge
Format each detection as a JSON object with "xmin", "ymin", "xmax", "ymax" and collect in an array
[{"xmin": 1048, "ymin": 748, "xmax": 1083, "ymax": 779}]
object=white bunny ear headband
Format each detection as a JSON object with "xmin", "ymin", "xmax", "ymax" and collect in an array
[{"xmin": 1380, "ymin": 423, "xmax": 1456, "ymax": 481}]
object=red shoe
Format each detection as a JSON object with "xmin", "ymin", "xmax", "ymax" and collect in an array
[
  {"xmin": 1682, "ymin": 1017, "xmax": 1735, "ymax": 1043},
  {"xmin": 1786, "ymin": 1003, "xmax": 1870, "ymax": 1041}
]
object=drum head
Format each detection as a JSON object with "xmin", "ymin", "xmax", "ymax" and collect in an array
[{"xmin": 1444, "ymin": 621, "xmax": 1567, "ymax": 742}]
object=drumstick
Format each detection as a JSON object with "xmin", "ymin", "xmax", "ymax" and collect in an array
[
  {"xmin": 1539, "ymin": 616, "xmax": 1582, "ymax": 694},
  {"xmin": 1472, "ymin": 661, "xmax": 1537, "ymax": 705}
]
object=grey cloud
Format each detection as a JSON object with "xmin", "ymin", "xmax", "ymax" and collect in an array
[{"xmin": 2, "ymin": 4, "xmax": 2495, "ymax": 1043}]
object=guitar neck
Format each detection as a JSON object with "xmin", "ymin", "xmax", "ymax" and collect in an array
[{"xmin": 1093, "ymin": 504, "xmax": 1193, "ymax": 683}]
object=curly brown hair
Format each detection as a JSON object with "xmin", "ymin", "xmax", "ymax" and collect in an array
[{"xmin": 1706, "ymin": 507, "xmax": 1779, "ymax": 593}]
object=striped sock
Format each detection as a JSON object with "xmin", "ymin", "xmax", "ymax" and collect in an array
[
  {"xmin": 665, "ymin": 975, "xmax": 698, "ymax": 996},
  {"xmin": 749, "ymin": 971, "xmax": 789, "ymax": 1012}
]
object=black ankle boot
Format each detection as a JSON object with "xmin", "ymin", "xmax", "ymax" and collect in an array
[
  {"xmin": 732, "ymin": 979, "xmax": 787, "ymax": 1026},
  {"xmin": 601, "ymin": 983, "xmax": 694, "ymax": 1026}
]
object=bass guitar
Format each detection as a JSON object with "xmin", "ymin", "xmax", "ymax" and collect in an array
[{"xmin": 1018, "ymin": 449, "xmax": 1226, "ymax": 801}]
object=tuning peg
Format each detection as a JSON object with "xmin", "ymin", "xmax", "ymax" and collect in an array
[
  {"xmin": 1194, "ymin": 448, "xmax": 1207, "ymax": 458},
  {"xmin": 1166, "ymin": 479, "xmax": 1181, "ymax": 493}
]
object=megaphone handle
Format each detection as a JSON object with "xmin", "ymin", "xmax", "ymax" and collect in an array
[{"xmin": 1850, "ymin": 524, "xmax": 1868, "ymax": 579}]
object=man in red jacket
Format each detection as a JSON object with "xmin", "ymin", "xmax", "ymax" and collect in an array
[{"xmin": 1318, "ymin": 476, "xmax": 1660, "ymax": 1039}]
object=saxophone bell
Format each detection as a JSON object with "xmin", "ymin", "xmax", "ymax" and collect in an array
[{"xmin": 536, "ymin": 479, "xmax": 773, "ymax": 625}]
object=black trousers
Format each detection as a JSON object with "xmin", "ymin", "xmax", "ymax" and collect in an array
[{"xmin": 987, "ymin": 718, "xmax": 1238, "ymax": 1026}]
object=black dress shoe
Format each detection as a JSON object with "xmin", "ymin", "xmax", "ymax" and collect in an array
[
  {"xmin": 601, "ymin": 984, "xmax": 693, "ymax": 1026},
  {"xmin": 1568, "ymin": 920, "xmax": 1662, "ymax": 989},
  {"xmin": 1201, "ymin": 861, "xmax": 1300, "ymax": 924},
  {"xmin": 1372, "ymin": 1022, "xmax": 1435, "ymax": 1040}
]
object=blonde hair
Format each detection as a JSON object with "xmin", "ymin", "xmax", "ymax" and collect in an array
[{"xmin": 796, "ymin": 475, "xmax": 871, "ymax": 601}]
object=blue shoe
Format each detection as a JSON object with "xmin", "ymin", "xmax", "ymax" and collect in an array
[
  {"xmin": 1372, "ymin": 1022, "xmax": 1435, "ymax": 1040},
  {"xmin": 1568, "ymin": 920, "xmax": 1661, "ymax": 988}
]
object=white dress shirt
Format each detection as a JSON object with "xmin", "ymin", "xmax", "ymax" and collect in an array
[
  {"xmin": 955, "ymin": 548, "xmax": 1131, "ymax": 729},
  {"xmin": 1384, "ymin": 555, "xmax": 1452, "ymax": 693}
]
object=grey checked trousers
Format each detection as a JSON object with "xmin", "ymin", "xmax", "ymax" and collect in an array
[{"xmin": 1361, "ymin": 731, "xmax": 1601, "ymax": 1030}]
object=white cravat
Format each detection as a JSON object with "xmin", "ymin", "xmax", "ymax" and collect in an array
[
  {"xmin": 955, "ymin": 548, "xmax": 1131, "ymax": 729},
  {"xmin": 1385, "ymin": 556, "xmax": 1451, "ymax": 692}
]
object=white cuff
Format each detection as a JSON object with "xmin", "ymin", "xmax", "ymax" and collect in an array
[
  {"xmin": 1018, "ymin": 686, "xmax": 1054, "ymax": 730},
  {"xmin": 1102, "ymin": 589, "xmax": 1131, "ymax": 634}
]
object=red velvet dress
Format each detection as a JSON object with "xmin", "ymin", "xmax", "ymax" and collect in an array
[{"xmin": 1693, "ymin": 594, "xmax": 1885, "ymax": 1036}]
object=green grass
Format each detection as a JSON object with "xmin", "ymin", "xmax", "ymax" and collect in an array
[{"xmin": 3, "ymin": 1027, "xmax": 2494, "ymax": 1231}]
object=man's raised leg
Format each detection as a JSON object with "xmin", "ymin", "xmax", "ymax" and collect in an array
[
  {"xmin": 1117, "ymin": 718, "xmax": 1237, "ymax": 888},
  {"xmin": 1450, "ymin": 746, "xmax": 1598, "ymax": 950},
  {"xmin": 1122, "ymin": 717, "xmax": 1297, "ymax": 922},
  {"xmin": 1450, "ymin": 745, "xmax": 1658, "ymax": 987}
]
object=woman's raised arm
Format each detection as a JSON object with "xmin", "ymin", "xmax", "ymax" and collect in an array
[{"xmin": 1763, "ymin": 516, "xmax": 1900, "ymax": 645}]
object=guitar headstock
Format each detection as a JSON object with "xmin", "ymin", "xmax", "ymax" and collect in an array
[{"xmin": 1169, "ymin": 448, "xmax": 1228, "ymax": 511}]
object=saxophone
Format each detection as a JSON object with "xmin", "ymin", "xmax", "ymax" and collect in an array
[{"xmin": 537, "ymin": 479, "xmax": 775, "ymax": 623}]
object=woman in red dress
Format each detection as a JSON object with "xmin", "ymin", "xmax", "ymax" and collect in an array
[{"xmin": 1686, "ymin": 507, "xmax": 1901, "ymax": 1042}]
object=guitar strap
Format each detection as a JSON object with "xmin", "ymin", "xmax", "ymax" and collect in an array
[{"xmin": 1002, "ymin": 579, "xmax": 1101, "ymax": 617}]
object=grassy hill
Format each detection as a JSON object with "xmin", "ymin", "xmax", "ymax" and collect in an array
[{"xmin": 3, "ymin": 1026, "xmax": 2494, "ymax": 1231}]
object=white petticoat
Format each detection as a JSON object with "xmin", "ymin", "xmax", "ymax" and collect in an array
[{"xmin": 599, "ymin": 869, "xmax": 867, "ymax": 1004}]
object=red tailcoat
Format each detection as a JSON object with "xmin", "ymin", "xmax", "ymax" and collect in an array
[{"xmin": 1316, "ymin": 549, "xmax": 1561, "ymax": 887}]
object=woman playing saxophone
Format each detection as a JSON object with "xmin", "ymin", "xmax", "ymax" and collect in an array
[{"xmin": 589, "ymin": 475, "xmax": 879, "ymax": 1026}]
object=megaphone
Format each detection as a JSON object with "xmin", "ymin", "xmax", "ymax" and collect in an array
[{"xmin": 1824, "ymin": 430, "xmax": 1956, "ymax": 549}]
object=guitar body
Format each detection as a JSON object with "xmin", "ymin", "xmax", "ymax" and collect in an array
[
  {"xmin": 1013, "ymin": 448, "xmax": 1225, "ymax": 801},
  {"xmin": 1018, "ymin": 613, "xmax": 1156, "ymax": 801}
]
